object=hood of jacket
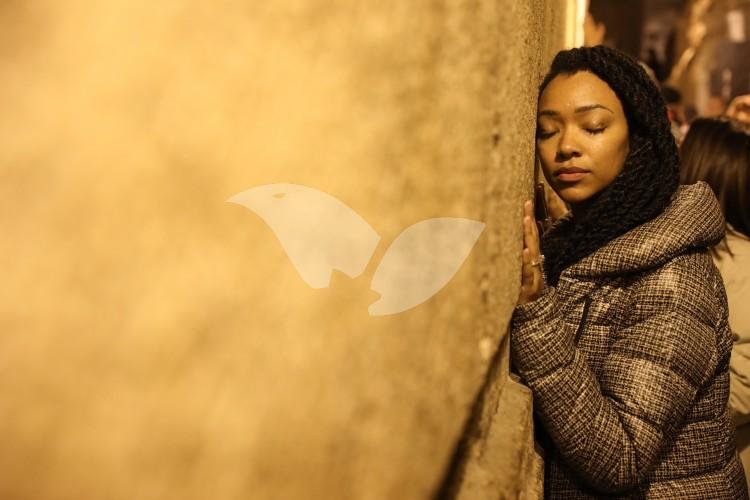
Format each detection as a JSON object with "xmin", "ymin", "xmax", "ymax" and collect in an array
[{"xmin": 563, "ymin": 181, "xmax": 725, "ymax": 279}]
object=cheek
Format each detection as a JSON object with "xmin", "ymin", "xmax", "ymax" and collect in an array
[
  {"xmin": 536, "ymin": 145, "xmax": 558, "ymax": 187},
  {"xmin": 618, "ymin": 135, "xmax": 630, "ymax": 161},
  {"xmin": 536, "ymin": 142, "xmax": 555, "ymax": 171},
  {"xmin": 591, "ymin": 132, "xmax": 629, "ymax": 176},
  {"xmin": 611, "ymin": 134, "xmax": 630, "ymax": 172}
]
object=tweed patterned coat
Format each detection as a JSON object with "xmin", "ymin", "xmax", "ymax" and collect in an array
[{"xmin": 511, "ymin": 182, "xmax": 748, "ymax": 499}]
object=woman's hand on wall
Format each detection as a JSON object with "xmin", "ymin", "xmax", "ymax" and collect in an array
[{"xmin": 518, "ymin": 200, "xmax": 544, "ymax": 306}]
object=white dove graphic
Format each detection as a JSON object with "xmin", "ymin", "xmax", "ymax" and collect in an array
[{"xmin": 227, "ymin": 184, "xmax": 485, "ymax": 316}]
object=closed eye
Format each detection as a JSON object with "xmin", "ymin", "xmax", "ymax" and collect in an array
[
  {"xmin": 536, "ymin": 129, "xmax": 556, "ymax": 140},
  {"xmin": 585, "ymin": 127, "xmax": 606, "ymax": 135}
]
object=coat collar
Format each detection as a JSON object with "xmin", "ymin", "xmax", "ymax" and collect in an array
[{"xmin": 562, "ymin": 182, "xmax": 725, "ymax": 279}]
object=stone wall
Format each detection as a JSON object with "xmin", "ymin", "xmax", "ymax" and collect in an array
[{"xmin": 0, "ymin": 2, "xmax": 567, "ymax": 499}]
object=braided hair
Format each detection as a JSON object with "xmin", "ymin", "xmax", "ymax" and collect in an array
[{"xmin": 538, "ymin": 46, "xmax": 680, "ymax": 286}]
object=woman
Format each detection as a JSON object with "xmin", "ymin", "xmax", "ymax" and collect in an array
[
  {"xmin": 511, "ymin": 45, "xmax": 747, "ymax": 498},
  {"xmin": 680, "ymin": 117, "xmax": 750, "ymax": 491}
]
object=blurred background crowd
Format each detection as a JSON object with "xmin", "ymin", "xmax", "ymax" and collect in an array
[{"xmin": 581, "ymin": 0, "xmax": 750, "ymax": 137}]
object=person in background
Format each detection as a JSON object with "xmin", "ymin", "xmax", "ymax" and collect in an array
[
  {"xmin": 583, "ymin": 8, "xmax": 606, "ymax": 47},
  {"xmin": 680, "ymin": 117, "xmax": 750, "ymax": 492},
  {"xmin": 662, "ymin": 85, "xmax": 689, "ymax": 144},
  {"xmin": 727, "ymin": 94, "xmax": 750, "ymax": 125}
]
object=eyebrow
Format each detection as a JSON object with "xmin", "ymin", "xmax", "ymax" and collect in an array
[{"xmin": 538, "ymin": 104, "xmax": 614, "ymax": 117}]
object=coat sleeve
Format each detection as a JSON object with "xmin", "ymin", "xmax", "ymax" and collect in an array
[
  {"xmin": 511, "ymin": 264, "xmax": 719, "ymax": 494},
  {"xmin": 729, "ymin": 343, "xmax": 750, "ymax": 428},
  {"xmin": 726, "ymin": 264, "xmax": 750, "ymax": 427}
]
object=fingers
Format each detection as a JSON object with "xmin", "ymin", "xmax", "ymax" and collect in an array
[
  {"xmin": 520, "ymin": 247, "xmax": 534, "ymax": 289},
  {"xmin": 519, "ymin": 200, "xmax": 543, "ymax": 304},
  {"xmin": 519, "ymin": 245, "xmax": 542, "ymax": 304},
  {"xmin": 521, "ymin": 246, "xmax": 532, "ymax": 277},
  {"xmin": 523, "ymin": 201, "xmax": 541, "ymax": 257}
]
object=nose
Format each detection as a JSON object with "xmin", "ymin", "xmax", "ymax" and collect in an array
[{"xmin": 555, "ymin": 128, "xmax": 582, "ymax": 161}]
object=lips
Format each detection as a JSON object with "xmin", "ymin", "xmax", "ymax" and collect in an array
[{"xmin": 554, "ymin": 166, "xmax": 590, "ymax": 182}]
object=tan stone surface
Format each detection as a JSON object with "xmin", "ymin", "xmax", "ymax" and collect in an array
[
  {"xmin": 440, "ymin": 2, "xmax": 567, "ymax": 499},
  {"xmin": 0, "ymin": 2, "xmax": 562, "ymax": 499}
]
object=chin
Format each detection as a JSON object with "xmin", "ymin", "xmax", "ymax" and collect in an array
[{"xmin": 555, "ymin": 185, "xmax": 594, "ymax": 205}]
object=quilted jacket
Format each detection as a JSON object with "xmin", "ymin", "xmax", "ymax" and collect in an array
[{"xmin": 511, "ymin": 182, "xmax": 748, "ymax": 499}]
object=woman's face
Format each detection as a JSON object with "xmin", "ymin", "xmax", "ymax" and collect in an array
[{"xmin": 536, "ymin": 71, "xmax": 630, "ymax": 207}]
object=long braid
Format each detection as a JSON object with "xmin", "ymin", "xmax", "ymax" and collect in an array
[{"xmin": 539, "ymin": 46, "xmax": 680, "ymax": 286}]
